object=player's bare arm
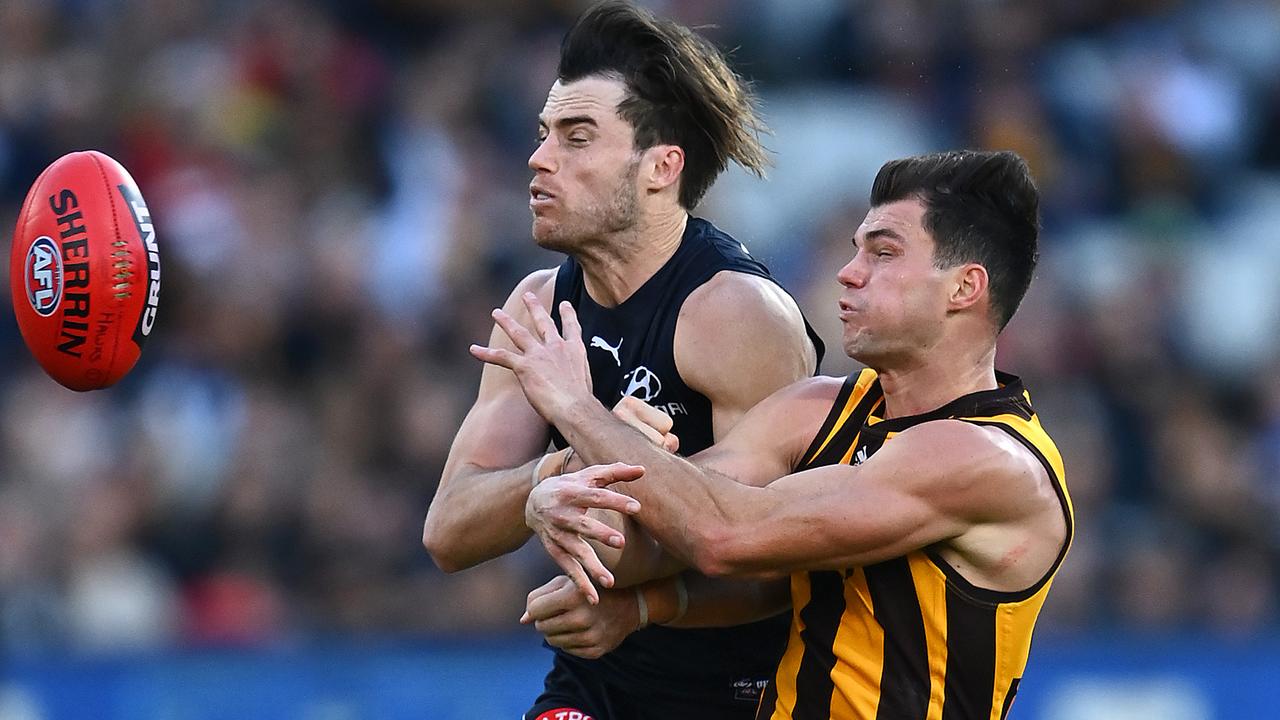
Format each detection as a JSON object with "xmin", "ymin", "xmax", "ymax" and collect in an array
[
  {"xmin": 578, "ymin": 271, "xmax": 819, "ymax": 586},
  {"xmin": 511, "ymin": 275, "xmax": 819, "ymax": 597},
  {"xmin": 522, "ymin": 572, "xmax": 792, "ymax": 660},
  {"xmin": 423, "ymin": 269, "xmax": 569, "ymax": 572},
  {"xmin": 473, "ymin": 293, "xmax": 836, "ymax": 591},
  {"xmin": 633, "ymin": 420, "xmax": 1066, "ymax": 589},
  {"xmin": 521, "ymin": 385, "xmax": 810, "ymax": 644},
  {"xmin": 569, "ymin": 376, "xmax": 839, "ymax": 587},
  {"xmin": 549, "ymin": 396, "xmax": 1065, "ymax": 592}
]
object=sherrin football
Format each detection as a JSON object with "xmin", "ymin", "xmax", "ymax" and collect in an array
[{"xmin": 10, "ymin": 150, "xmax": 160, "ymax": 391}]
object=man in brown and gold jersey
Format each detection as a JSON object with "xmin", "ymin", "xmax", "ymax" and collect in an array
[{"xmin": 474, "ymin": 150, "xmax": 1072, "ymax": 720}]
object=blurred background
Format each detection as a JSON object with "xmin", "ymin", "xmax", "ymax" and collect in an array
[{"xmin": 1, "ymin": 0, "xmax": 1279, "ymax": 718}]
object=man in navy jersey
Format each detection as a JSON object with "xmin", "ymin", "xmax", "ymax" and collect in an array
[{"xmin": 422, "ymin": 2, "xmax": 823, "ymax": 719}]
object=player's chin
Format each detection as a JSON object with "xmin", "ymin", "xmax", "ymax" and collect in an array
[
  {"xmin": 840, "ymin": 329, "xmax": 874, "ymax": 362},
  {"xmin": 532, "ymin": 221, "xmax": 571, "ymax": 252},
  {"xmin": 844, "ymin": 336, "xmax": 899, "ymax": 368}
]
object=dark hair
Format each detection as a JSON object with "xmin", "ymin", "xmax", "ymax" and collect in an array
[
  {"xmin": 870, "ymin": 150, "xmax": 1040, "ymax": 329},
  {"xmin": 557, "ymin": 1, "xmax": 768, "ymax": 209}
]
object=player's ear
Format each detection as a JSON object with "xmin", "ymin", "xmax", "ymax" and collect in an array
[
  {"xmin": 644, "ymin": 144, "xmax": 684, "ymax": 194},
  {"xmin": 948, "ymin": 263, "xmax": 988, "ymax": 312}
]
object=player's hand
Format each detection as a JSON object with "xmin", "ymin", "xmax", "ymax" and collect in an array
[
  {"xmin": 521, "ymin": 575, "xmax": 641, "ymax": 659},
  {"xmin": 526, "ymin": 463, "xmax": 644, "ymax": 603},
  {"xmin": 470, "ymin": 295, "xmax": 594, "ymax": 424},
  {"xmin": 612, "ymin": 396, "xmax": 679, "ymax": 454}
]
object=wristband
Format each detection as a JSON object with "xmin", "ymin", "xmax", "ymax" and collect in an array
[
  {"xmin": 635, "ymin": 588, "xmax": 649, "ymax": 628},
  {"xmin": 531, "ymin": 448, "xmax": 574, "ymax": 487},
  {"xmin": 531, "ymin": 453, "xmax": 554, "ymax": 487}
]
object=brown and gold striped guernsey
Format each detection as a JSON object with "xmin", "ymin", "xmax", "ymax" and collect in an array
[{"xmin": 758, "ymin": 369, "xmax": 1073, "ymax": 720}]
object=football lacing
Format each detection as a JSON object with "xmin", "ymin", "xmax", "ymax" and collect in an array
[{"xmin": 112, "ymin": 239, "xmax": 132, "ymax": 299}]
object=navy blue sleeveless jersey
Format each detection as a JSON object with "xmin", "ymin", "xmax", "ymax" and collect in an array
[{"xmin": 547, "ymin": 216, "xmax": 825, "ymax": 708}]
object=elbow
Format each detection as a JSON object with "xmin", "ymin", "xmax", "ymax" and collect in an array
[
  {"xmin": 421, "ymin": 516, "xmax": 464, "ymax": 574},
  {"xmin": 688, "ymin": 521, "xmax": 749, "ymax": 578}
]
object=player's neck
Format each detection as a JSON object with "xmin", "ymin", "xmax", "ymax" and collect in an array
[
  {"xmin": 875, "ymin": 343, "xmax": 998, "ymax": 419},
  {"xmin": 577, "ymin": 209, "xmax": 688, "ymax": 307}
]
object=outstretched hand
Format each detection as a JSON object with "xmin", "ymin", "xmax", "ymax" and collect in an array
[
  {"xmin": 525, "ymin": 462, "xmax": 644, "ymax": 603},
  {"xmin": 470, "ymin": 294, "xmax": 594, "ymax": 424}
]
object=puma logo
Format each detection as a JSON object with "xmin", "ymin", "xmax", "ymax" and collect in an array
[{"xmin": 589, "ymin": 335, "xmax": 623, "ymax": 366}]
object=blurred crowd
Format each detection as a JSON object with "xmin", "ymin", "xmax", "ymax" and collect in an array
[{"xmin": 1, "ymin": 0, "xmax": 1279, "ymax": 654}]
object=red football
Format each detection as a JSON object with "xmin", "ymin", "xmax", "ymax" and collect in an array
[{"xmin": 9, "ymin": 150, "xmax": 160, "ymax": 391}]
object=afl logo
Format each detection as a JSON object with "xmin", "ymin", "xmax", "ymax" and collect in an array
[
  {"xmin": 622, "ymin": 366, "xmax": 662, "ymax": 402},
  {"xmin": 25, "ymin": 236, "xmax": 63, "ymax": 317}
]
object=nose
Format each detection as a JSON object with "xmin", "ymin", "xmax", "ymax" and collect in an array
[
  {"xmin": 529, "ymin": 136, "xmax": 556, "ymax": 174},
  {"xmin": 836, "ymin": 252, "xmax": 866, "ymax": 289}
]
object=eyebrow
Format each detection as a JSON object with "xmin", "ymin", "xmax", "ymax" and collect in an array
[
  {"xmin": 854, "ymin": 227, "xmax": 905, "ymax": 245},
  {"xmin": 537, "ymin": 115, "xmax": 599, "ymax": 130},
  {"xmin": 866, "ymin": 228, "xmax": 904, "ymax": 241}
]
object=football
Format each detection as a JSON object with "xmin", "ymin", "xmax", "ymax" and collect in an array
[{"xmin": 9, "ymin": 150, "xmax": 160, "ymax": 391}]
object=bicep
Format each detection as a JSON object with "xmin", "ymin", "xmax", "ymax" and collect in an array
[
  {"xmin": 738, "ymin": 465, "xmax": 964, "ymax": 572},
  {"xmin": 715, "ymin": 428, "xmax": 1001, "ymax": 574}
]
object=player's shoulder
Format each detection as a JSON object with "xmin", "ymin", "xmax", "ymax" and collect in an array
[
  {"xmin": 892, "ymin": 419, "xmax": 1050, "ymax": 498},
  {"xmin": 678, "ymin": 270, "xmax": 805, "ymax": 338},
  {"xmin": 505, "ymin": 267, "xmax": 559, "ymax": 308},
  {"xmin": 674, "ymin": 269, "xmax": 817, "ymax": 393}
]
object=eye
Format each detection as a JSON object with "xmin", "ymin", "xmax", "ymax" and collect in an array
[{"xmin": 568, "ymin": 135, "xmax": 589, "ymax": 146}]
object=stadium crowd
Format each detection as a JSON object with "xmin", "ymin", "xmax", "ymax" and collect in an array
[{"xmin": 2, "ymin": 0, "xmax": 1279, "ymax": 652}]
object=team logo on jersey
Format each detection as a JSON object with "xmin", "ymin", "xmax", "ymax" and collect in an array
[
  {"xmin": 589, "ymin": 335, "xmax": 623, "ymax": 366},
  {"xmin": 732, "ymin": 677, "xmax": 769, "ymax": 702},
  {"xmin": 853, "ymin": 446, "xmax": 869, "ymax": 466},
  {"xmin": 622, "ymin": 365, "xmax": 662, "ymax": 402}
]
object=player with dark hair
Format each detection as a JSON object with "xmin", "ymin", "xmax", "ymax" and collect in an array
[
  {"xmin": 480, "ymin": 150, "xmax": 1073, "ymax": 719},
  {"xmin": 423, "ymin": 2, "xmax": 823, "ymax": 718}
]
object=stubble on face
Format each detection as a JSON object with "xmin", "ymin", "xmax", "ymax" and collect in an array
[{"xmin": 535, "ymin": 154, "xmax": 642, "ymax": 252}]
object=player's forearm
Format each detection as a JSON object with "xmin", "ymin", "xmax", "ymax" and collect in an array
[
  {"xmin": 554, "ymin": 399, "xmax": 769, "ymax": 575},
  {"xmin": 588, "ymin": 509, "xmax": 686, "ymax": 587},
  {"xmin": 422, "ymin": 461, "xmax": 538, "ymax": 572},
  {"xmin": 666, "ymin": 574, "xmax": 791, "ymax": 629}
]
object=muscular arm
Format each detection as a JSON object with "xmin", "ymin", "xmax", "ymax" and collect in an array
[
  {"xmin": 481, "ymin": 291, "xmax": 1060, "ymax": 583},
  {"xmin": 667, "ymin": 574, "xmax": 791, "ymax": 628},
  {"xmin": 566, "ymin": 403, "xmax": 1063, "ymax": 588},
  {"xmin": 523, "ymin": 572, "xmax": 791, "ymax": 659},
  {"xmin": 422, "ymin": 269, "xmax": 558, "ymax": 572},
  {"xmin": 591, "ymin": 378, "xmax": 837, "ymax": 584},
  {"xmin": 587, "ymin": 271, "xmax": 819, "ymax": 584}
]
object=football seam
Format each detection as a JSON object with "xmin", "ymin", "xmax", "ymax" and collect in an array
[
  {"xmin": 88, "ymin": 151, "xmax": 128, "ymax": 387},
  {"xmin": 90, "ymin": 153, "xmax": 134, "ymax": 300}
]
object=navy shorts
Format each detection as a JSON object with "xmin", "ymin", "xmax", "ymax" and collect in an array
[{"xmin": 525, "ymin": 653, "xmax": 760, "ymax": 720}]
